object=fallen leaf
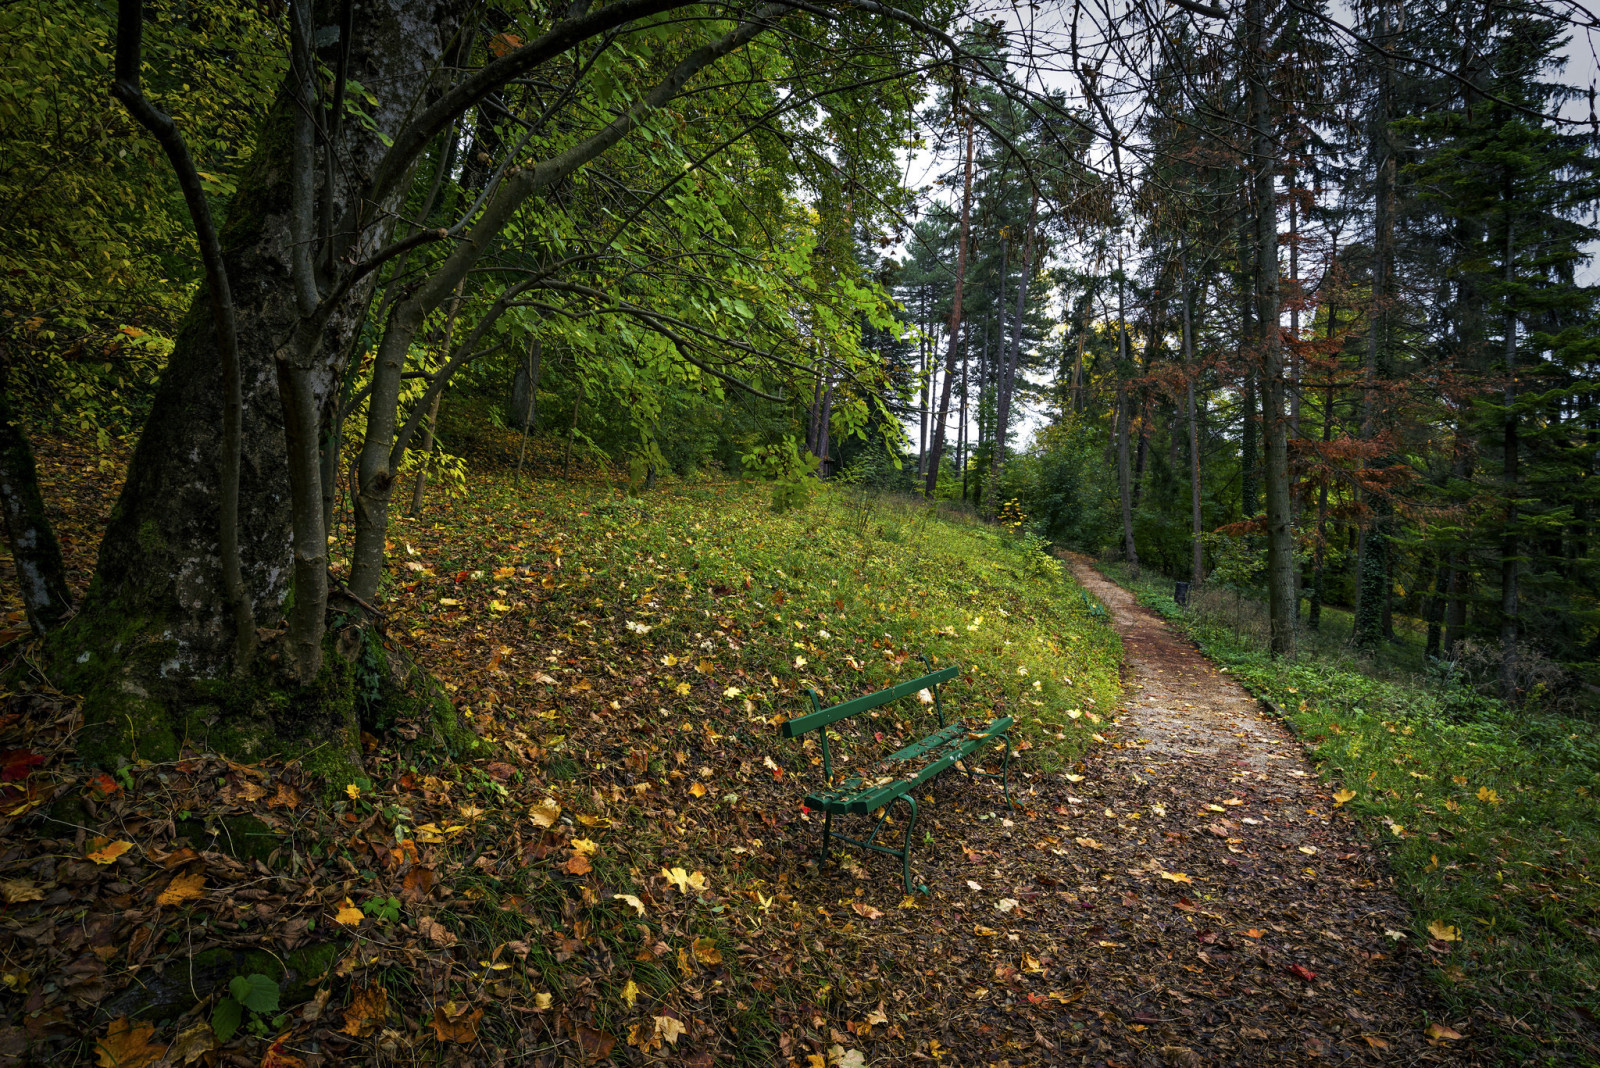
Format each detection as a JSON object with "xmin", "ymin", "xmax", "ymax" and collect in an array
[
  {"xmin": 1160, "ymin": 871, "xmax": 1193, "ymax": 884},
  {"xmin": 1286, "ymin": 964, "xmax": 1317, "ymax": 982},
  {"xmin": 850, "ymin": 901, "xmax": 883, "ymax": 920},
  {"xmin": 692, "ymin": 937, "xmax": 723, "ymax": 965},
  {"xmin": 1074, "ymin": 837, "xmax": 1102, "ymax": 850},
  {"xmin": 87, "ymin": 840, "xmax": 133, "ymax": 865},
  {"xmin": 1332, "ymin": 788, "xmax": 1355, "ymax": 805},
  {"xmin": 0, "ymin": 878, "xmax": 44, "ymax": 904},
  {"xmin": 156, "ymin": 871, "xmax": 205, "ymax": 906},
  {"xmin": 96, "ymin": 1017, "xmax": 166, "ymax": 1068},
  {"xmin": 341, "ymin": 985, "xmax": 388, "ymax": 1037},
  {"xmin": 613, "ymin": 894, "xmax": 646, "ymax": 916},
  {"xmin": 565, "ymin": 853, "xmax": 592, "ymax": 875},
  {"xmin": 654, "ymin": 1015, "xmax": 687, "ymax": 1045},
  {"xmin": 576, "ymin": 1025, "xmax": 616, "ymax": 1063},
  {"xmin": 530, "ymin": 798, "xmax": 561, "ymax": 827},
  {"xmin": 1425, "ymin": 1023, "xmax": 1463, "ymax": 1041},
  {"xmin": 418, "ymin": 916, "xmax": 457, "ymax": 946},
  {"xmin": 996, "ymin": 898, "xmax": 1019, "ymax": 913},
  {"xmin": 1427, "ymin": 921, "xmax": 1460, "ymax": 942},
  {"xmin": 621, "ymin": 980, "xmax": 639, "ymax": 1008},
  {"xmin": 430, "ymin": 1001, "xmax": 483, "ymax": 1044},
  {"xmin": 166, "ymin": 1021, "xmax": 217, "ymax": 1065},
  {"xmin": 689, "ymin": 782, "xmax": 708, "ymax": 798},
  {"xmin": 334, "ymin": 897, "xmax": 364, "ymax": 926}
]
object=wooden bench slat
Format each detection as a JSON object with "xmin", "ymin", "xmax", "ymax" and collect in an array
[{"xmin": 779, "ymin": 666, "xmax": 959, "ymax": 738}]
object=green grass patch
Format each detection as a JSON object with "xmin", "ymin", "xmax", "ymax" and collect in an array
[{"xmin": 1108, "ymin": 565, "xmax": 1600, "ymax": 1064}]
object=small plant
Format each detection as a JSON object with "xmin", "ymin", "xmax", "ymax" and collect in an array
[{"xmin": 212, "ymin": 973, "xmax": 280, "ymax": 1041}]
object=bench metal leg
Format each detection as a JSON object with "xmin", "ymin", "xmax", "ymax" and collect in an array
[
  {"xmin": 963, "ymin": 735, "xmax": 1013, "ymax": 810},
  {"xmin": 820, "ymin": 810, "xmax": 833, "ymax": 862},
  {"xmin": 896, "ymin": 793, "xmax": 922, "ymax": 895}
]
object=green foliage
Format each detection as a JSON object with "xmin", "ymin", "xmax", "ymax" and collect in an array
[
  {"xmin": 741, "ymin": 437, "xmax": 820, "ymax": 513},
  {"xmin": 212, "ymin": 972, "xmax": 280, "ymax": 1041}
]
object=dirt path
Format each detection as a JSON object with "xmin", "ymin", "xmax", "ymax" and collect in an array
[{"xmin": 1039, "ymin": 556, "xmax": 1478, "ymax": 1065}]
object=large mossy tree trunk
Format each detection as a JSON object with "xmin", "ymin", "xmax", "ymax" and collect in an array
[{"xmin": 53, "ymin": 0, "xmax": 472, "ymax": 765}]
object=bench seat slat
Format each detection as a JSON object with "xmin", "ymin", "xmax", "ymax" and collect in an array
[
  {"xmin": 780, "ymin": 666, "xmax": 959, "ymax": 739},
  {"xmin": 801, "ymin": 714, "xmax": 1013, "ymax": 815}
]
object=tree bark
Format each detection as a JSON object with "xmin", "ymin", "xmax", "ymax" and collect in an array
[
  {"xmin": 1182, "ymin": 263, "xmax": 1205, "ymax": 586},
  {"xmin": 0, "ymin": 380, "xmax": 72, "ymax": 634},
  {"xmin": 987, "ymin": 193, "xmax": 1037, "ymax": 521},
  {"xmin": 924, "ymin": 112, "xmax": 974, "ymax": 499},
  {"xmin": 1251, "ymin": 0, "xmax": 1295, "ymax": 659},
  {"xmin": 1499, "ymin": 214, "xmax": 1520, "ymax": 701},
  {"xmin": 1116, "ymin": 243, "xmax": 1139, "ymax": 577}
]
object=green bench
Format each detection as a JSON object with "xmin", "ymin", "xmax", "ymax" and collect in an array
[{"xmin": 780, "ymin": 658, "xmax": 1013, "ymax": 893}]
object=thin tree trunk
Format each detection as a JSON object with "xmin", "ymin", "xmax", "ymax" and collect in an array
[
  {"xmin": 0, "ymin": 379, "xmax": 72, "ymax": 634},
  {"xmin": 924, "ymin": 112, "xmax": 974, "ymax": 499},
  {"xmin": 1116, "ymin": 242, "xmax": 1139, "ymax": 577},
  {"xmin": 1252, "ymin": 0, "xmax": 1295, "ymax": 659},
  {"xmin": 1183, "ymin": 262, "xmax": 1205, "ymax": 585},
  {"xmin": 514, "ymin": 336, "xmax": 542, "ymax": 485},
  {"xmin": 1499, "ymin": 214, "xmax": 1519, "ymax": 700},
  {"xmin": 988, "ymin": 193, "xmax": 1037, "ymax": 520}
]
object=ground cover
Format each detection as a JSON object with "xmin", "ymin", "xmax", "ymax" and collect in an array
[
  {"xmin": 0, "ymin": 427, "xmax": 1123, "ymax": 1067},
  {"xmin": 1107, "ymin": 564, "xmax": 1600, "ymax": 1064}
]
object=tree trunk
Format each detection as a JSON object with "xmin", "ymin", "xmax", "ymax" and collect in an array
[
  {"xmin": 1182, "ymin": 263, "xmax": 1205, "ymax": 586},
  {"xmin": 1499, "ymin": 215, "xmax": 1519, "ymax": 701},
  {"xmin": 924, "ymin": 113, "xmax": 974, "ymax": 499},
  {"xmin": 62, "ymin": 0, "xmax": 469, "ymax": 757},
  {"xmin": 0, "ymin": 379, "xmax": 73, "ymax": 635},
  {"xmin": 987, "ymin": 193, "xmax": 1037, "ymax": 521},
  {"xmin": 1252, "ymin": 0, "xmax": 1295, "ymax": 659},
  {"xmin": 1116, "ymin": 243, "xmax": 1138, "ymax": 577},
  {"xmin": 514, "ymin": 336, "xmax": 543, "ymax": 484}
]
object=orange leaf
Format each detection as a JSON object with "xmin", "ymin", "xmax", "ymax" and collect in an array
[
  {"xmin": 341, "ymin": 984, "xmax": 388, "ymax": 1037},
  {"xmin": 95, "ymin": 1017, "xmax": 166, "ymax": 1068},
  {"xmin": 87, "ymin": 840, "xmax": 133, "ymax": 865},
  {"xmin": 565, "ymin": 853, "xmax": 592, "ymax": 876},
  {"xmin": 156, "ymin": 871, "xmax": 205, "ymax": 907},
  {"xmin": 430, "ymin": 1002, "xmax": 483, "ymax": 1044},
  {"xmin": 692, "ymin": 937, "xmax": 722, "ymax": 965},
  {"xmin": 401, "ymin": 865, "xmax": 436, "ymax": 903}
]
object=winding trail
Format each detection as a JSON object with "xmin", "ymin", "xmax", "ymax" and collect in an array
[{"xmin": 1045, "ymin": 556, "xmax": 1479, "ymax": 1065}]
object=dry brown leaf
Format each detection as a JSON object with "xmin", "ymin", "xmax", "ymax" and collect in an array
[
  {"xmin": 1425, "ymin": 1023, "xmax": 1463, "ymax": 1041},
  {"xmin": 565, "ymin": 853, "xmax": 592, "ymax": 876},
  {"xmin": 417, "ymin": 916, "xmax": 457, "ymax": 947},
  {"xmin": 0, "ymin": 878, "xmax": 44, "ymax": 904},
  {"xmin": 692, "ymin": 937, "xmax": 722, "ymax": 965}
]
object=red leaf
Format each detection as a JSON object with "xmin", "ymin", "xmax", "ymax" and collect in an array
[
  {"xmin": 1287, "ymin": 964, "xmax": 1317, "ymax": 982},
  {"xmin": 0, "ymin": 749, "xmax": 44, "ymax": 782}
]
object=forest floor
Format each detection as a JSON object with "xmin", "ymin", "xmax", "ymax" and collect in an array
[{"xmin": 0, "ymin": 421, "xmax": 1499, "ymax": 1067}]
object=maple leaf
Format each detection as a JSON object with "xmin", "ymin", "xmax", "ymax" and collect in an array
[
  {"xmin": 345, "ymin": 783, "xmax": 362, "ymax": 800},
  {"xmin": 87, "ymin": 840, "xmax": 133, "ymax": 865},
  {"xmin": 1476, "ymin": 786, "xmax": 1502, "ymax": 805},
  {"xmin": 654, "ymin": 1015, "xmax": 687, "ymax": 1045},
  {"xmin": 565, "ymin": 854, "xmax": 592, "ymax": 875},
  {"xmin": 662, "ymin": 867, "xmax": 707, "ymax": 893},
  {"xmin": 696, "ymin": 658, "xmax": 715, "ymax": 675},
  {"xmin": 850, "ymin": 901, "xmax": 883, "ymax": 920},
  {"xmin": 166, "ymin": 1021, "xmax": 218, "ymax": 1064},
  {"xmin": 621, "ymin": 979, "xmax": 640, "ymax": 1008},
  {"xmin": 1427, "ymin": 920, "xmax": 1460, "ymax": 942},
  {"xmin": 430, "ymin": 1001, "xmax": 483, "ymax": 1044},
  {"xmin": 530, "ymin": 798, "xmax": 561, "ymax": 827},
  {"xmin": 571, "ymin": 838, "xmax": 599, "ymax": 855},
  {"xmin": 692, "ymin": 937, "xmax": 723, "ymax": 965},
  {"xmin": 689, "ymin": 782, "xmax": 708, "ymax": 798},
  {"xmin": 1332, "ymin": 788, "xmax": 1355, "ymax": 805},
  {"xmin": 341, "ymin": 984, "xmax": 388, "ymax": 1037},
  {"xmin": 334, "ymin": 898, "xmax": 364, "ymax": 926},
  {"xmin": 156, "ymin": 871, "xmax": 205, "ymax": 906},
  {"xmin": 96, "ymin": 1017, "xmax": 166, "ymax": 1068}
]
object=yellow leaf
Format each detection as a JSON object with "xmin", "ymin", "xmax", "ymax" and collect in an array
[
  {"xmin": 1064, "ymin": 773, "xmax": 1084, "ymax": 782},
  {"xmin": 1298, "ymin": 846, "xmax": 1318, "ymax": 855},
  {"xmin": 530, "ymin": 799, "xmax": 561, "ymax": 828},
  {"xmin": 1425, "ymin": 1023, "xmax": 1463, "ymax": 1041},
  {"xmin": 1160, "ymin": 871, "xmax": 1193, "ymax": 884},
  {"xmin": 973, "ymin": 925, "xmax": 999, "ymax": 936},
  {"xmin": 571, "ymin": 838, "xmax": 599, "ymax": 856},
  {"xmin": 346, "ymin": 783, "xmax": 362, "ymax": 800},
  {"xmin": 1427, "ymin": 921, "xmax": 1460, "ymax": 942},
  {"xmin": 156, "ymin": 871, "xmax": 205, "ymax": 906},
  {"xmin": 996, "ymin": 898, "xmax": 1019, "ymax": 913},
  {"xmin": 1476, "ymin": 786, "xmax": 1501, "ymax": 805},
  {"xmin": 95, "ymin": 1017, "xmax": 166, "ymax": 1068},
  {"xmin": 675, "ymin": 682, "xmax": 691, "ymax": 696},
  {"xmin": 87, "ymin": 840, "xmax": 133, "ymax": 865},
  {"xmin": 1332, "ymin": 788, "xmax": 1355, "ymax": 805},
  {"xmin": 335, "ymin": 897, "xmax": 364, "ymax": 926},
  {"xmin": 689, "ymin": 782, "xmax": 707, "ymax": 798},
  {"xmin": 489, "ymin": 599, "xmax": 513, "ymax": 613},
  {"xmin": 439, "ymin": 597, "xmax": 462, "ymax": 606},
  {"xmin": 696, "ymin": 659, "xmax": 715, "ymax": 675},
  {"xmin": 621, "ymin": 980, "xmax": 639, "ymax": 1008},
  {"xmin": 534, "ymin": 992, "xmax": 553, "ymax": 1010},
  {"xmin": 613, "ymin": 894, "xmax": 646, "ymax": 917},
  {"xmin": 662, "ymin": 654, "xmax": 679, "ymax": 667},
  {"xmin": 692, "ymin": 937, "xmax": 722, "ymax": 965},
  {"xmin": 1074, "ymin": 837, "xmax": 1102, "ymax": 850}
]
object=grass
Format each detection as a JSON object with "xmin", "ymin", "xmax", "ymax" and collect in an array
[{"xmin": 1107, "ymin": 564, "xmax": 1600, "ymax": 1065}]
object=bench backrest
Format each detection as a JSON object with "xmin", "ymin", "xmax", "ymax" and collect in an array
[{"xmin": 781, "ymin": 665, "xmax": 958, "ymax": 739}]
